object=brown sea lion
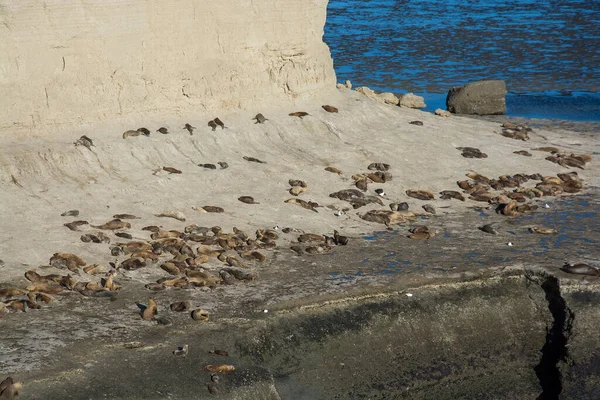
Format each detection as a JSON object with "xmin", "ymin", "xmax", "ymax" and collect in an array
[
  {"xmin": 208, "ymin": 120, "xmax": 217, "ymax": 131},
  {"xmin": 322, "ymin": 105, "xmax": 339, "ymax": 113},
  {"xmin": 92, "ymin": 219, "xmax": 131, "ymax": 230},
  {"xmin": 478, "ymin": 224, "xmax": 498, "ymax": 234},
  {"xmin": 50, "ymin": 252, "xmax": 86, "ymax": 271},
  {"xmin": 513, "ymin": 150, "xmax": 532, "ymax": 157},
  {"xmin": 406, "ymin": 190, "xmax": 434, "ymax": 200},
  {"xmin": 170, "ymin": 301, "xmax": 191, "ymax": 312},
  {"xmin": 458, "ymin": 147, "xmax": 488, "ymax": 158},
  {"xmin": 422, "ymin": 204, "xmax": 436, "ymax": 214},
  {"xmin": 285, "ymin": 198, "xmax": 318, "ymax": 212},
  {"xmin": 61, "ymin": 209, "xmax": 79, "ymax": 217},
  {"xmin": 253, "ymin": 113, "xmax": 268, "ymax": 124},
  {"xmin": 163, "ymin": 167, "xmax": 182, "ymax": 174},
  {"xmin": 238, "ymin": 196, "xmax": 260, "ymax": 204},
  {"xmin": 184, "ymin": 123, "xmax": 195, "ymax": 135},
  {"xmin": 409, "ymin": 120, "xmax": 424, "ymax": 126},
  {"xmin": 325, "ymin": 166, "xmax": 342, "ymax": 175},
  {"xmin": 64, "ymin": 220, "xmax": 89, "ymax": 231},
  {"xmin": 289, "ymin": 112, "xmax": 309, "ymax": 118},
  {"xmin": 141, "ymin": 298, "xmax": 157, "ymax": 320},
  {"xmin": 203, "ymin": 206, "xmax": 225, "ymax": 213},
  {"xmin": 243, "ymin": 156, "xmax": 267, "ymax": 164},
  {"xmin": 213, "ymin": 118, "xmax": 225, "ymax": 129},
  {"xmin": 439, "ymin": 190, "xmax": 466, "ymax": 201},
  {"xmin": 367, "ymin": 163, "xmax": 390, "ymax": 172}
]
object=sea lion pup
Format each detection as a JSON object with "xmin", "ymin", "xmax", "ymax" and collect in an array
[
  {"xmin": 409, "ymin": 120, "xmax": 424, "ymax": 126},
  {"xmin": 529, "ymin": 227, "xmax": 558, "ymax": 234},
  {"xmin": 322, "ymin": 105, "xmax": 338, "ymax": 113},
  {"xmin": 202, "ymin": 206, "xmax": 225, "ymax": 213},
  {"xmin": 163, "ymin": 166, "xmax": 182, "ymax": 174},
  {"xmin": 333, "ymin": 230, "xmax": 348, "ymax": 246},
  {"xmin": 367, "ymin": 163, "xmax": 390, "ymax": 172},
  {"xmin": 173, "ymin": 345, "xmax": 189, "ymax": 357},
  {"xmin": 513, "ymin": 150, "xmax": 532, "ymax": 157},
  {"xmin": 406, "ymin": 190, "xmax": 434, "ymax": 200},
  {"xmin": 137, "ymin": 127, "xmax": 151, "ymax": 136},
  {"xmin": 157, "ymin": 127, "xmax": 169, "ymax": 134},
  {"xmin": 199, "ymin": 163, "xmax": 217, "ymax": 169},
  {"xmin": 191, "ymin": 309, "xmax": 210, "ymax": 321},
  {"xmin": 439, "ymin": 190, "xmax": 465, "ymax": 201},
  {"xmin": 458, "ymin": 147, "xmax": 488, "ymax": 159},
  {"xmin": 207, "ymin": 120, "xmax": 218, "ymax": 131},
  {"xmin": 92, "ymin": 219, "xmax": 131, "ymax": 230},
  {"xmin": 61, "ymin": 209, "xmax": 80, "ymax": 217},
  {"xmin": 184, "ymin": 123, "xmax": 196, "ymax": 135},
  {"xmin": 253, "ymin": 113, "xmax": 268, "ymax": 124},
  {"xmin": 74, "ymin": 135, "xmax": 94, "ymax": 149},
  {"xmin": 561, "ymin": 263, "xmax": 600, "ymax": 276},
  {"xmin": 170, "ymin": 301, "xmax": 191, "ymax": 312},
  {"xmin": 289, "ymin": 179, "xmax": 307, "ymax": 188},
  {"xmin": 243, "ymin": 156, "xmax": 267, "ymax": 164},
  {"xmin": 140, "ymin": 298, "xmax": 157, "ymax": 320},
  {"xmin": 113, "ymin": 213, "xmax": 140, "ymax": 220},
  {"xmin": 422, "ymin": 204, "xmax": 436, "ymax": 214},
  {"xmin": 218, "ymin": 161, "xmax": 229, "ymax": 169},
  {"xmin": 285, "ymin": 198, "xmax": 319, "ymax": 213},
  {"xmin": 289, "ymin": 111, "xmax": 309, "ymax": 119},
  {"xmin": 238, "ymin": 196, "xmax": 260, "ymax": 204},
  {"xmin": 408, "ymin": 226, "xmax": 436, "ymax": 240},
  {"xmin": 213, "ymin": 118, "xmax": 225, "ymax": 129},
  {"xmin": 64, "ymin": 220, "xmax": 89, "ymax": 231},
  {"xmin": 478, "ymin": 224, "xmax": 498, "ymax": 234}
]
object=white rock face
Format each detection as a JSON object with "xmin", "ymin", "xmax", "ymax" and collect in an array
[
  {"xmin": 0, "ymin": 0, "xmax": 337, "ymax": 134},
  {"xmin": 399, "ymin": 93, "xmax": 426, "ymax": 109}
]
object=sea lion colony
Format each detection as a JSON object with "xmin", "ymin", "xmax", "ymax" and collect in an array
[{"xmin": 1, "ymin": 106, "xmax": 595, "ymax": 394}]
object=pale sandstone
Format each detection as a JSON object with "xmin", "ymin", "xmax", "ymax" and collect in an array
[{"xmin": 0, "ymin": 0, "xmax": 336, "ymax": 135}]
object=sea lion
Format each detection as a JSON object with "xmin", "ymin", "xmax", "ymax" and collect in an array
[
  {"xmin": 141, "ymin": 298, "xmax": 157, "ymax": 320},
  {"xmin": 191, "ymin": 309, "xmax": 210, "ymax": 321},
  {"xmin": 367, "ymin": 163, "xmax": 390, "ymax": 172},
  {"xmin": 120, "ymin": 257, "xmax": 146, "ymax": 270},
  {"xmin": 122, "ymin": 129, "xmax": 144, "ymax": 139},
  {"xmin": 239, "ymin": 196, "xmax": 260, "ymax": 204},
  {"xmin": 163, "ymin": 166, "xmax": 182, "ymax": 174},
  {"xmin": 458, "ymin": 147, "xmax": 488, "ymax": 159},
  {"xmin": 243, "ymin": 156, "xmax": 267, "ymax": 164},
  {"xmin": 355, "ymin": 177, "xmax": 369, "ymax": 191},
  {"xmin": 333, "ymin": 230, "xmax": 348, "ymax": 246},
  {"xmin": 213, "ymin": 118, "xmax": 225, "ymax": 129},
  {"xmin": 529, "ymin": 227, "xmax": 558, "ymax": 234},
  {"xmin": 218, "ymin": 161, "xmax": 229, "ymax": 169},
  {"xmin": 375, "ymin": 188, "xmax": 385, "ymax": 196},
  {"xmin": 289, "ymin": 112, "xmax": 309, "ymax": 118},
  {"xmin": 64, "ymin": 220, "xmax": 89, "ymax": 231},
  {"xmin": 289, "ymin": 186, "xmax": 306, "ymax": 196},
  {"xmin": 157, "ymin": 127, "xmax": 169, "ymax": 134},
  {"xmin": 199, "ymin": 163, "xmax": 217, "ymax": 169},
  {"xmin": 74, "ymin": 135, "xmax": 94, "ymax": 149},
  {"xmin": 325, "ymin": 166, "xmax": 342, "ymax": 175},
  {"xmin": 478, "ymin": 224, "xmax": 498, "ymax": 234},
  {"xmin": 253, "ymin": 113, "xmax": 268, "ymax": 124},
  {"xmin": 113, "ymin": 214, "xmax": 140, "ymax": 220},
  {"xmin": 50, "ymin": 252, "xmax": 86, "ymax": 271},
  {"xmin": 61, "ymin": 209, "xmax": 79, "ymax": 217},
  {"xmin": 204, "ymin": 365, "xmax": 235, "ymax": 373},
  {"xmin": 329, "ymin": 189, "xmax": 363, "ymax": 201},
  {"xmin": 322, "ymin": 105, "xmax": 338, "ymax": 113},
  {"xmin": 534, "ymin": 147, "xmax": 561, "ymax": 153},
  {"xmin": 422, "ymin": 204, "xmax": 436, "ymax": 214},
  {"xmin": 142, "ymin": 225, "xmax": 161, "ymax": 232},
  {"xmin": 513, "ymin": 150, "xmax": 532, "ymax": 156},
  {"xmin": 285, "ymin": 198, "xmax": 318, "ymax": 213},
  {"xmin": 203, "ymin": 206, "xmax": 225, "ymax": 213},
  {"xmin": 0, "ymin": 379, "xmax": 23, "ymax": 399},
  {"xmin": 155, "ymin": 211, "xmax": 186, "ymax": 221},
  {"xmin": 408, "ymin": 229, "xmax": 436, "ymax": 239},
  {"xmin": 289, "ymin": 179, "xmax": 307, "ymax": 188},
  {"xmin": 409, "ymin": 121, "xmax": 424, "ymax": 126},
  {"xmin": 560, "ymin": 263, "xmax": 599, "ymax": 276},
  {"xmin": 439, "ymin": 190, "xmax": 465, "ymax": 201},
  {"xmin": 92, "ymin": 219, "xmax": 131, "ymax": 230},
  {"xmin": 137, "ymin": 127, "xmax": 151, "ymax": 136},
  {"xmin": 184, "ymin": 123, "xmax": 196, "ymax": 135},
  {"xmin": 81, "ymin": 232, "xmax": 111, "ymax": 244},
  {"xmin": 115, "ymin": 232, "xmax": 132, "ymax": 239},
  {"xmin": 406, "ymin": 190, "xmax": 434, "ymax": 200},
  {"xmin": 208, "ymin": 120, "xmax": 217, "ymax": 131}
]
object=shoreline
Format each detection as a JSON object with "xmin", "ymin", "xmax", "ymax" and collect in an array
[{"xmin": 1, "ymin": 90, "xmax": 599, "ymax": 397}]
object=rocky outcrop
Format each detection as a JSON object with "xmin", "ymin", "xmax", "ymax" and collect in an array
[
  {"xmin": 399, "ymin": 93, "xmax": 426, "ymax": 109},
  {"xmin": 446, "ymin": 80, "xmax": 507, "ymax": 115},
  {"xmin": 0, "ymin": 0, "xmax": 336, "ymax": 134}
]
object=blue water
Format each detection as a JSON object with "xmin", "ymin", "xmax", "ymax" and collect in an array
[{"xmin": 324, "ymin": 0, "xmax": 600, "ymax": 121}]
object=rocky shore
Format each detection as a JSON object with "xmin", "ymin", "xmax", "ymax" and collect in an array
[{"xmin": 0, "ymin": 88, "xmax": 599, "ymax": 398}]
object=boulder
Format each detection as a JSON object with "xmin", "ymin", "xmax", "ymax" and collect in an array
[
  {"xmin": 435, "ymin": 108, "xmax": 451, "ymax": 117},
  {"xmin": 354, "ymin": 86, "xmax": 377, "ymax": 99},
  {"xmin": 377, "ymin": 92, "xmax": 399, "ymax": 105},
  {"xmin": 399, "ymin": 93, "xmax": 426, "ymax": 109},
  {"xmin": 446, "ymin": 80, "xmax": 507, "ymax": 115}
]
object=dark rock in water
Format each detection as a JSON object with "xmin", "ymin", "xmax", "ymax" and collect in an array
[{"xmin": 446, "ymin": 80, "xmax": 506, "ymax": 115}]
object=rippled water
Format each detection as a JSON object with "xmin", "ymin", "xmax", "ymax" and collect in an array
[{"xmin": 324, "ymin": 0, "xmax": 600, "ymax": 121}]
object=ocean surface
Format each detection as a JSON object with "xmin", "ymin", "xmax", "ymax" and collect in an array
[{"xmin": 324, "ymin": 0, "xmax": 600, "ymax": 121}]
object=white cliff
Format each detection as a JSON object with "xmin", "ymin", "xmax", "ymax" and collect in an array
[{"xmin": 0, "ymin": 0, "xmax": 336, "ymax": 134}]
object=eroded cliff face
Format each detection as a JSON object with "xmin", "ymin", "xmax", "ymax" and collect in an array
[{"xmin": 0, "ymin": 0, "xmax": 336, "ymax": 133}]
